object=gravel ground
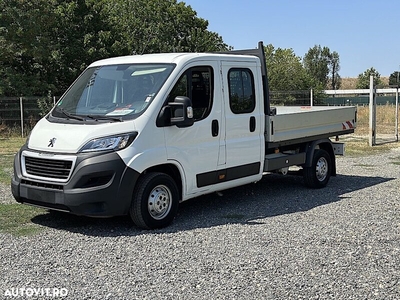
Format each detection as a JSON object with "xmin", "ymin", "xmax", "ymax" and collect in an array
[{"xmin": 1, "ymin": 148, "xmax": 399, "ymax": 299}]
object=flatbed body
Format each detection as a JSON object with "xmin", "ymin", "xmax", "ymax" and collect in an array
[{"xmin": 266, "ymin": 106, "xmax": 355, "ymax": 146}]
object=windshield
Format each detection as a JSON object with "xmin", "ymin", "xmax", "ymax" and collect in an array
[{"xmin": 52, "ymin": 63, "xmax": 174, "ymax": 120}]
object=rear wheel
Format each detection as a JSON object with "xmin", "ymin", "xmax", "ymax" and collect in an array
[
  {"xmin": 130, "ymin": 172, "xmax": 179, "ymax": 229},
  {"xmin": 303, "ymin": 149, "xmax": 331, "ymax": 188}
]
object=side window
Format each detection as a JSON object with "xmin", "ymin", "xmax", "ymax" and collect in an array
[
  {"xmin": 169, "ymin": 66, "xmax": 213, "ymax": 121},
  {"xmin": 228, "ymin": 68, "xmax": 255, "ymax": 114}
]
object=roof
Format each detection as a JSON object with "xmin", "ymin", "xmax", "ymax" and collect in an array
[{"xmin": 88, "ymin": 52, "xmax": 260, "ymax": 68}]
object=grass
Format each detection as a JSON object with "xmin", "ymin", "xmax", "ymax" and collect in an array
[
  {"xmin": 389, "ymin": 155, "xmax": 400, "ymax": 165},
  {"xmin": 341, "ymin": 136, "xmax": 399, "ymax": 156},
  {"xmin": 0, "ymin": 105, "xmax": 398, "ymax": 236},
  {"xmin": 0, "ymin": 203, "xmax": 46, "ymax": 236},
  {"xmin": 0, "ymin": 155, "xmax": 15, "ymax": 184},
  {"xmin": 339, "ymin": 105, "xmax": 400, "ymax": 156},
  {"xmin": 0, "ymin": 136, "xmax": 25, "ymax": 185},
  {"xmin": 0, "ymin": 136, "xmax": 45, "ymax": 236},
  {"xmin": 355, "ymin": 104, "xmax": 398, "ymax": 135}
]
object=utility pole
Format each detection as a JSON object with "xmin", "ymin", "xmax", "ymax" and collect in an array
[{"xmin": 396, "ymin": 65, "xmax": 399, "ymax": 142}]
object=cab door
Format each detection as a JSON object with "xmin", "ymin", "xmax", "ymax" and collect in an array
[
  {"xmin": 163, "ymin": 63, "xmax": 225, "ymax": 196},
  {"xmin": 220, "ymin": 60, "xmax": 263, "ymax": 181}
]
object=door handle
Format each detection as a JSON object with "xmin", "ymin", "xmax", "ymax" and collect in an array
[
  {"xmin": 250, "ymin": 116, "xmax": 256, "ymax": 132},
  {"xmin": 212, "ymin": 119, "xmax": 219, "ymax": 137}
]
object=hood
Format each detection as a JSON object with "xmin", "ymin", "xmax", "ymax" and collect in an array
[{"xmin": 28, "ymin": 118, "xmax": 137, "ymax": 153}]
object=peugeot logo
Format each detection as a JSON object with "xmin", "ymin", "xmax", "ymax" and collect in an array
[{"xmin": 48, "ymin": 137, "xmax": 56, "ymax": 147}]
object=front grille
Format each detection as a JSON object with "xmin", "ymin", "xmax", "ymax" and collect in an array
[{"xmin": 24, "ymin": 156, "xmax": 73, "ymax": 180}]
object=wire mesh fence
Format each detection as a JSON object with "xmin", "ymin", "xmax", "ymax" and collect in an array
[
  {"xmin": 0, "ymin": 96, "xmax": 59, "ymax": 136},
  {"xmin": 3, "ymin": 92, "xmax": 315, "ymax": 136},
  {"xmin": 0, "ymin": 90, "xmax": 398, "ymax": 138},
  {"xmin": 269, "ymin": 90, "xmax": 312, "ymax": 106}
]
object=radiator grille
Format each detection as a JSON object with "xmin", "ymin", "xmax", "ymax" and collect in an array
[{"xmin": 24, "ymin": 156, "xmax": 73, "ymax": 180}]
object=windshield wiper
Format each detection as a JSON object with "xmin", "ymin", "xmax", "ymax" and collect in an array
[
  {"xmin": 58, "ymin": 108, "xmax": 85, "ymax": 121},
  {"xmin": 85, "ymin": 115, "xmax": 123, "ymax": 122}
]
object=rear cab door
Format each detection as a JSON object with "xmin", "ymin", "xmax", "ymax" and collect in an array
[{"xmin": 220, "ymin": 59, "xmax": 264, "ymax": 183}]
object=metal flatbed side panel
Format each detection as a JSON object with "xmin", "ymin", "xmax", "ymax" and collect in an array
[{"xmin": 265, "ymin": 106, "xmax": 356, "ymax": 143}]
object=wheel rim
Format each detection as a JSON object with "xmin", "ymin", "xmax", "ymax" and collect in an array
[
  {"xmin": 148, "ymin": 184, "xmax": 172, "ymax": 220},
  {"xmin": 315, "ymin": 156, "xmax": 328, "ymax": 181}
]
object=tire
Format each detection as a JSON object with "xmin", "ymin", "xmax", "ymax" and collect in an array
[
  {"xmin": 303, "ymin": 149, "xmax": 332, "ymax": 188},
  {"xmin": 130, "ymin": 172, "xmax": 179, "ymax": 229}
]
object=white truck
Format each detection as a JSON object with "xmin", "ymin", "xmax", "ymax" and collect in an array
[{"xmin": 11, "ymin": 42, "xmax": 356, "ymax": 229}]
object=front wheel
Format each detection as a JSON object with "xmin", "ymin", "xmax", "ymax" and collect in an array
[
  {"xmin": 130, "ymin": 172, "xmax": 179, "ymax": 229},
  {"xmin": 303, "ymin": 149, "xmax": 332, "ymax": 188}
]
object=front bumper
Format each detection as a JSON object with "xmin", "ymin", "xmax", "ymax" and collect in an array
[{"xmin": 11, "ymin": 146, "xmax": 140, "ymax": 217}]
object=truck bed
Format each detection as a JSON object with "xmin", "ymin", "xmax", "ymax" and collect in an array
[{"xmin": 265, "ymin": 106, "xmax": 356, "ymax": 146}]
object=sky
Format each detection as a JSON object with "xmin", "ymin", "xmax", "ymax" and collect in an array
[{"xmin": 181, "ymin": 0, "xmax": 399, "ymax": 78}]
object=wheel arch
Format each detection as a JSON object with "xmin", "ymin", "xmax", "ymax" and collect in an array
[
  {"xmin": 303, "ymin": 138, "xmax": 336, "ymax": 176},
  {"xmin": 141, "ymin": 163, "xmax": 184, "ymax": 200}
]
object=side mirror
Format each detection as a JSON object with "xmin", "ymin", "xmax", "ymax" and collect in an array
[
  {"xmin": 156, "ymin": 96, "xmax": 194, "ymax": 128},
  {"xmin": 169, "ymin": 96, "xmax": 194, "ymax": 128}
]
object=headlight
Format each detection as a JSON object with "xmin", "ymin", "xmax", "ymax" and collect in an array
[{"xmin": 79, "ymin": 132, "xmax": 137, "ymax": 153}]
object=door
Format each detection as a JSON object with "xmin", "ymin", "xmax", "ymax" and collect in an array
[
  {"xmin": 163, "ymin": 63, "xmax": 225, "ymax": 196},
  {"xmin": 221, "ymin": 60, "xmax": 263, "ymax": 180}
]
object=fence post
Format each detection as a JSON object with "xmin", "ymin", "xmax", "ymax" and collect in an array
[
  {"xmin": 20, "ymin": 97, "xmax": 24, "ymax": 137},
  {"xmin": 396, "ymin": 87, "xmax": 399, "ymax": 142},
  {"xmin": 310, "ymin": 89, "xmax": 313, "ymax": 106},
  {"xmin": 369, "ymin": 75, "xmax": 376, "ymax": 146}
]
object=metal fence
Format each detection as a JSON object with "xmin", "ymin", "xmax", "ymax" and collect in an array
[
  {"xmin": 0, "ymin": 89, "xmax": 398, "ymax": 137},
  {"xmin": 2, "ymin": 92, "xmax": 314, "ymax": 136},
  {"xmin": 0, "ymin": 96, "xmax": 59, "ymax": 136},
  {"xmin": 269, "ymin": 90, "xmax": 312, "ymax": 106}
]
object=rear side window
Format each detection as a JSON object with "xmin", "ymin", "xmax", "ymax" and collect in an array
[
  {"xmin": 169, "ymin": 66, "xmax": 213, "ymax": 121},
  {"xmin": 228, "ymin": 68, "xmax": 255, "ymax": 114}
]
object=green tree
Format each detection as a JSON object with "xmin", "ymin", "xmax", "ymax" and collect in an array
[
  {"xmin": 104, "ymin": 0, "xmax": 228, "ymax": 54},
  {"xmin": 356, "ymin": 67, "xmax": 383, "ymax": 89},
  {"xmin": 0, "ymin": 0, "xmax": 116, "ymax": 96},
  {"xmin": 303, "ymin": 45, "xmax": 331, "ymax": 89},
  {"xmin": 389, "ymin": 71, "xmax": 400, "ymax": 86},
  {"xmin": 0, "ymin": 0, "xmax": 59, "ymax": 96},
  {"xmin": 303, "ymin": 45, "xmax": 341, "ymax": 90},
  {"xmin": 264, "ymin": 44, "xmax": 318, "ymax": 104},
  {"xmin": 329, "ymin": 51, "xmax": 341, "ymax": 90},
  {"xmin": 265, "ymin": 44, "xmax": 312, "ymax": 91},
  {"xmin": 0, "ymin": 0, "xmax": 228, "ymax": 97},
  {"xmin": 52, "ymin": 0, "xmax": 117, "ymax": 93}
]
